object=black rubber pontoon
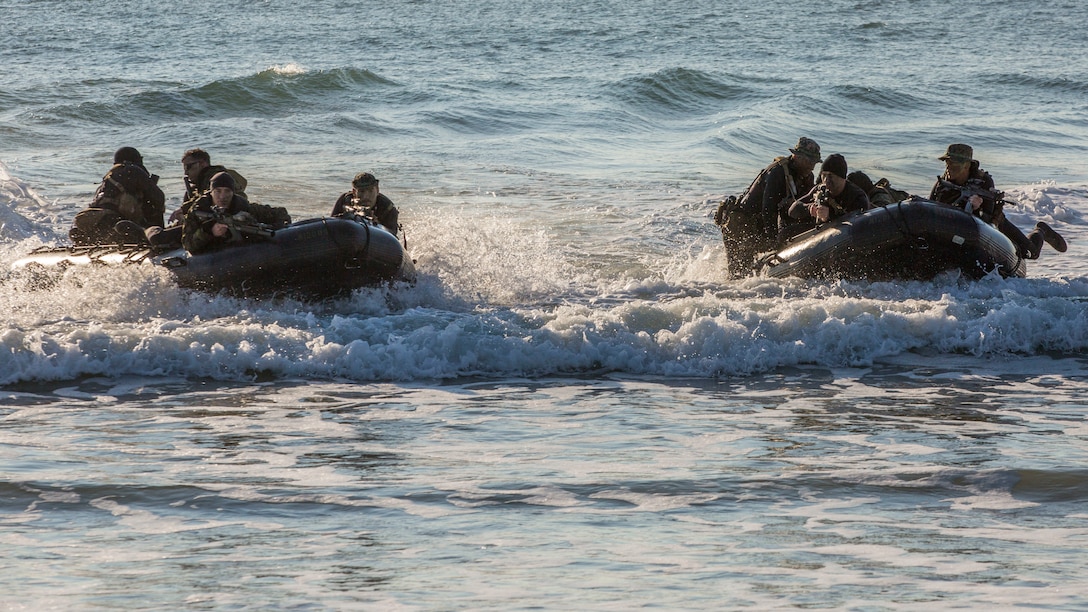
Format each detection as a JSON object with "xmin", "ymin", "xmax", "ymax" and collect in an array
[
  {"xmin": 760, "ymin": 198, "xmax": 1026, "ymax": 281},
  {"xmin": 12, "ymin": 217, "xmax": 415, "ymax": 298}
]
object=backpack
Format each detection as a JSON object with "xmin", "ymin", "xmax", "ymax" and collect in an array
[
  {"xmin": 875, "ymin": 178, "xmax": 910, "ymax": 202},
  {"xmin": 714, "ymin": 195, "xmax": 737, "ymax": 227},
  {"xmin": 94, "ymin": 162, "xmax": 157, "ymax": 225},
  {"xmin": 716, "ymin": 156, "xmax": 793, "ymax": 226},
  {"xmin": 70, "ymin": 207, "xmax": 123, "ymax": 246}
]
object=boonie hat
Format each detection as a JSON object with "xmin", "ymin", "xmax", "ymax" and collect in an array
[
  {"xmin": 790, "ymin": 137, "xmax": 822, "ymax": 163},
  {"xmin": 352, "ymin": 172, "xmax": 379, "ymax": 188},
  {"xmin": 939, "ymin": 143, "xmax": 973, "ymax": 164},
  {"xmin": 209, "ymin": 171, "xmax": 236, "ymax": 190}
]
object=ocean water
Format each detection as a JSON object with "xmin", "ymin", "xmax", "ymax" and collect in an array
[{"xmin": 2, "ymin": 0, "xmax": 1088, "ymax": 608}]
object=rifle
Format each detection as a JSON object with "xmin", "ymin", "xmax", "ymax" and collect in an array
[
  {"xmin": 183, "ymin": 176, "xmax": 198, "ymax": 201},
  {"xmin": 341, "ymin": 199, "xmax": 381, "ymax": 224},
  {"xmin": 812, "ymin": 185, "xmax": 844, "ymax": 218},
  {"xmin": 341, "ymin": 209, "xmax": 375, "ymax": 225},
  {"xmin": 194, "ymin": 209, "xmax": 276, "ymax": 239},
  {"xmin": 936, "ymin": 177, "xmax": 1008, "ymax": 223},
  {"xmin": 936, "ymin": 177, "xmax": 1007, "ymax": 209}
]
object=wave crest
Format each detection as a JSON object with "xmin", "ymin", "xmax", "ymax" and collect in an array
[
  {"xmin": 35, "ymin": 67, "xmax": 402, "ymax": 126},
  {"xmin": 986, "ymin": 73, "xmax": 1088, "ymax": 95},
  {"xmin": 613, "ymin": 68, "xmax": 759, "ymax": 117}
]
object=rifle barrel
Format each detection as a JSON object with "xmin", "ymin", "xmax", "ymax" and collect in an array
[{"xmin": 194, "ymin": 210, "xmax": 275, "ymax": 238}]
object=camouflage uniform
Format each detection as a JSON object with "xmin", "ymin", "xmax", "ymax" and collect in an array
[
  {"xmin": 716, "ymin": 138, "xmax": 820, "ymax": 278},
  {"xmin": 330, "ymin": 192, "xmax": 399, "ymax": 235},
  {"xmin": 182, "ymin": 188, "xmax": 289, "ymax": 255},
  {"xmin": 70, "ymin": 154, "xmax": 165, "ymax": 246}
]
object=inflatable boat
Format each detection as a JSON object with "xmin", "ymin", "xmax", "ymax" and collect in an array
[
  {"xmin": 760, "ymin": 197, "xmax": 1027, "ymax": 281},
  {"xmin": 11, "ymin": 217, "xmax": 416, "ymax": 298}
]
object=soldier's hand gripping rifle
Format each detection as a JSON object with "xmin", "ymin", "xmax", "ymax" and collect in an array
[
  {"xmin": 341, "ymin": 202, "xmax": 377, "ymax": 225},
  {"xmin": 194, "ymin": 209, "xmax": 276, "ymax": 239},
  {"xmin": 812, "ymin": 185, "xmax": 843, "ymax": 220}
]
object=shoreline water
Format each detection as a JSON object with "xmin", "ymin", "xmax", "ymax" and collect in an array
[{"xmin": 3, "ymin": 361, "xmax": 1087, "ymax": 609}]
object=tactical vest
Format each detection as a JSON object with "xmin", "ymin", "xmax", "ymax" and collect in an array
[
  {"xmin": 715, "ymin": 157, "xmax": 800, "ymax": 227},
  {"xmin": 737, "ymin": 156, "xmax": 799, "ymax": 214},
  {"xmin": 93, "ymin": 163, "xmax": 143, "ymax": 222}
]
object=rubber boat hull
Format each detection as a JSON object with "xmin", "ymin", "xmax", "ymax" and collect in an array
[
  {"xmin": 760, "ymin": 198, "xmax": 1027, "ymax": 281},
  {"xmin": 12, "ymin": 217, "xmax": 416, "ymax": 298}
]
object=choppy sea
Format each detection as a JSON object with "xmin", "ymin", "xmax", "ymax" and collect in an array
[{"xmin": 3, "ymin": 0, "xmax": 1088, "ymax": 608}]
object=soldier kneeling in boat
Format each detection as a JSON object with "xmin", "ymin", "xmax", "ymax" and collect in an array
[
  {"xmin": 70, "ymin": 147, "xmax": 165, "ymax": 246},
  {"xmin": 929, "ymin": 144, "xmax": 1067, "ymax": 260},
  {"xmin": 785, "ymin": 153, "xmax": 871, "ymax": 239},
  {"xmin": 181, "ymin": 172, "xmax": 291, "ymax": 255},
  {"xmin": 331, "ymin": 172, "xmax": 400, "ymax": 236},
  {"xmin": 145, "ymin": 149, "xmax": 252, "ymax": 250},
  {"xmin": 714, "ymin": 137, "xmax": 821, "ymax": 279}
]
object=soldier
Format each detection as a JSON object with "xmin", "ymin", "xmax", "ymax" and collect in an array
[
  {"xmin": 145, "ymin": 150, "xmax": 251, "ymax": 250},
  {"xmin": 715, "ymin": 137, "xmax": 821, "ymax": 278},
  {"xmin": 69, "ymin": 147, "xmax": 165, "ymax": 246},
  {"xmin": 786, "ymin": 153, "xmax": 871, "ymax": 236},
  {"xmin": 929, "ymin": 144, "xmax": 1066, "ymax": 259},
  {"xmin": 182, "ymin": 172, "xmax": 289, "ymax": 254},
  {"xmin": 330, "ymin": 172, "xmax": 400, "ymax": 235},
  {"xmin": 180, "ymin": 148, "xmax": 248, "ymax": 209},
  {"xmin": 847, "ymin": 171, "xmax": 909, "ymax": 208}
]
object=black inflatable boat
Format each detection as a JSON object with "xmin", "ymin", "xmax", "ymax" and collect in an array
[
  {"xmin": 11, "ymin": 217, "xmax": 416, "ymax": 298},
  {"xmin": 760, "ymin": 197, "xmax": 1027, "ymax": 281}
]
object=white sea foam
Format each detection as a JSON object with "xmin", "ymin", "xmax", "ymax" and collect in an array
[
  {"xmin": 267, "ymin": 63, "xmax": 307, "ymax": 76},
  {"xmin": 2, "ymin": 221, "xmax": 1087, "ymax": 385},
  {"xmin": 0, "ymin": 163, "xmax": 61, "ymax": 242}
]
